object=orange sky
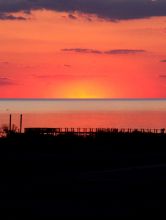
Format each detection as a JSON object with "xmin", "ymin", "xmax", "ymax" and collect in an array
[{"xmin": 0, "ymin": 10, "xmax": 166, "ymax": 98}]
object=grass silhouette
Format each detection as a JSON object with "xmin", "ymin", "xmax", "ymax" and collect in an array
[{"xmin": 1, "ymin": 131, "xmax": 166, "ymax": 218}]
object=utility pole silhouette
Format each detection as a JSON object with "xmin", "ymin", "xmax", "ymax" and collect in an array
[
  {"xmin": 9, "ymin": 114, "xmax": 12, "ymax": 132},
  {"xmin": 20, "ymin": 114, "xmax": 23, "ymax": 133}
]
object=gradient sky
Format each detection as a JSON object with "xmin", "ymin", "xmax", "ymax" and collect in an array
[{"xmin": 0, "ymin": 0, "xmax": 166, "ymax": 98}]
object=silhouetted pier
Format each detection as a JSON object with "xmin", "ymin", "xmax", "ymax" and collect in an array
[
  {"xmin": 24, "ymin": 127, "xmax": 165, "ymax": 136},
  {"xmin": 4, "ymin": 114, "xmax": 166, "ymax": 137}
]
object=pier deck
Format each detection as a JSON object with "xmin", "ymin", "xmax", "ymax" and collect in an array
[{"xmin": 24, "ymin": 127, "xmax": 165, "ymax": 136}]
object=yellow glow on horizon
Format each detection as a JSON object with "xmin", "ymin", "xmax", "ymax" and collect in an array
[{"xmin": 55, "ymin": 81, "xmax": 107, "ymax": 99}]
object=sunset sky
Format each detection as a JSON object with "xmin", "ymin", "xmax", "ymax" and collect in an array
[{"xmin": 0, "ymin": 0, "xmax": 166, "ymax": 98}]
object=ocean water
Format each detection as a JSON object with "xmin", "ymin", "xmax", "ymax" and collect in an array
[{"xmin": 0, "ymin": 99, "xmax": 166, "ymax": 130}]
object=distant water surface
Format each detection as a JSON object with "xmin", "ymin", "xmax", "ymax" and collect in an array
[{"xmin": 0, "ymin": 99, "xmax": 166, "ymax": 130}]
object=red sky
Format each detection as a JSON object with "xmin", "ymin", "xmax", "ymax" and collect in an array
[{"xmin": 0, "ymin": 9, "xmax": 166, "ymax": 98}]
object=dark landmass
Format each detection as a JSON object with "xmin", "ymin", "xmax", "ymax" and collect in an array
[{"xmin": 1, "ymin": 132, "xmax": 166, "ymax": 218}]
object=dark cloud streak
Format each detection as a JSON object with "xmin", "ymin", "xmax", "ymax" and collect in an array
[
  {"xmin": 62, "ymin": 48, "xmax": 146, "ymax": 55},
  {"xmin": 105, "ymin": 49, "xmax": 146, "ymax": 54},
  {"xmin": 62, "ymin": 48, "xmax": 103, "ymax": 54},
  {"xmin": 0, "ymin": 0, "xmax": 166, "ymax": 20}
]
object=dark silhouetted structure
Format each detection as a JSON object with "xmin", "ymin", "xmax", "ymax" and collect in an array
[
  {"xmin": 24, "ymin": 127, "xmax": 165, "ymax": 137},
  {"xmin": 2, "ymin": 114, "xmax": 166, "ymax": 218},
  {"xmin": 20, "ymin": 114, "xmax": 22, "ymax": 133}
]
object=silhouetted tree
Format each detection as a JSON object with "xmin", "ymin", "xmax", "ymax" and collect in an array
[
  {"xmin": 1, "ymin": 123, "xmax": 18, "ymax": 136},
  {"xmin": 1, "ymin": 124, "xmax": 9, "ymax": 137}
]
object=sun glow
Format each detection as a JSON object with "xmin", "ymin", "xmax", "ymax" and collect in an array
[{"xmin": 57, "ymin": 82, "xmax": 106, "ymax": 99}]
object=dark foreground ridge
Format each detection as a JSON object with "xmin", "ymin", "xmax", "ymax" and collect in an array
[{"xmin": 1, "ymin": 130, "xmax": 166, "ymax": 218}]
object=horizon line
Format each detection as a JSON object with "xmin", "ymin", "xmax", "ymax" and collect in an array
[{"xmin": 0, "ymin": 98, "xmax": 166, "ymax": 101}]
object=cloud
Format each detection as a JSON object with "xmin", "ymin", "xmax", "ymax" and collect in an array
[
  {"xmin": 64, "ymin": 64, "xmax": 71, "ymax": 68},
  {"xmin": 0, "ymin": 77, "xmax": 14, "ymax": 86},
  {"xmin": 105, "ymin": 49, "xmax": 146, "ymax": 54},
  {"xmin": 34, "ymin": 73, "xmax": 107, "ymax": 80},
  {"xmin": 62, "ymin": 48, "xmax": 103, "ymax": 54},
  {"xmin": 0, "ymin": 61, "xmax": 9, "ymax": 65},
  {"xmin": 160, "ymin": 60, "xmax": 166, "ymax": 63},
  {"xmin": 0, "ymin": 12, "xmax": 26, "ymax": 20},
  {"xmin": 0, "ymin": 0, "xmax": 166, "ymax": 21},
  {"xmin": 62, "ymin": 48, "xmax": 146, "ymax": 55},
  {"xmin": 159, "ymin": 75, "xmax": 166, "ymax": 78},
  {"xmin": 68, "ymin": 14, "xmax": 77, "ymax": 20}
]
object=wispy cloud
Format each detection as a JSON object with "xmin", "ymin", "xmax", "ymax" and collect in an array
[
  {"xmin": 0, "ymin": 61, "xmax": 9, "ymax": 65},
  {"xmin": 62, "ymin": 48, "xmax": 146, "ymax": 55},
  {"xmin": 34, "ymin": 73, "xmax": 107, "ymax": 80},
  {"xmin": 0, "ymin": 0, "xmax": 166, "ymax": 20},
  {"xmin": 0, "ymin": 77, "xmax": 14, "ymax": 86}
]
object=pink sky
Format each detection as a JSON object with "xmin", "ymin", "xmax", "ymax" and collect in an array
[{"xmin": 0, "ymin": 9, "xmax": 166, "ymax": 98}]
